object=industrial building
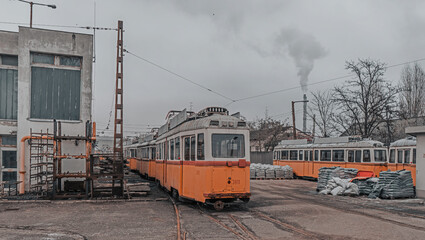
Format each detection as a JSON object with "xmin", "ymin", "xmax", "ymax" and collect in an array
[{"xmin": 0, "ymin": 26, "xmax": 93, "ymax": 192}]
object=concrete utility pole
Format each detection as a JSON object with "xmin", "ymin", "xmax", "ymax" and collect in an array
[
  {"xmin": 291, "ymin": 98, "xmax": 309, "ymax": 140},
  {"xmin": 17, "ymin": 0, "xmax": 56, "ymax": 28}
]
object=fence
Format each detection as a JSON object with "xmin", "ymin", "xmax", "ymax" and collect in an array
[{"xmin": 250, "ymin": 151, "xmax": 273, "ymax": 164}]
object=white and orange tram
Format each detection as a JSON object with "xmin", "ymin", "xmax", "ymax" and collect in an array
[{"xmin": 125, "ymin": 107, "xmax": 251, "ymax": 210}]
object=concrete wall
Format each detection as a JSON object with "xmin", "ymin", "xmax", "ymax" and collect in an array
[
  {"xmin": 0, "ymin": 27, "xmax": 93, "ymax": 190},
  {"xmin": 250, "ymin": 152, "xmax": 273, "ymax": 165},
  {"xmin": 406, "ymin": 126, "xmax": 425, "ymax": 198}
]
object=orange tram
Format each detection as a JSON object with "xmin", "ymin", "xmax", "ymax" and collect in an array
[
  {"xmin": 125, "ymin": 107, "xmax": 251, "ymax": 210},
  {"xmin": 273, "ymin": 137, "xmax": 417, "ymax": 185}
]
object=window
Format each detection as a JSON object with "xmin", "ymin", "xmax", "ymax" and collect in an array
[
  {"xmin": 404, "ymin": 150, "xmax": 410, "ymax": 163},
  {"xmin": 314, "ymin": 150, "xmax": 319, "ymax": 161},
  {"xmin": 304, "ymin": 150, "xmax": 309, "ymax": 161},
  {"xmin": 190, "ymin": 136, "xmax": 196, "ymax": 161},
  {"xmin": 290, "ymin": 150, "xmax": 298, "ymax": 160},
  {"xmin": 310, "ymin": 151, "xmax": 313, "ymax": 161},
  {"xmin": 355, "ymin": 150, "xmax": 361, "ymax": 162},
  {"xmin": 1, "ymin": 135, "xmax": 16, "ymax": 146},
  {"xmin": 348, "ymin": 150, "xmax": 354, "ymax": 162},
  {"xmin": 1, "ymin": 54, "xmax": 18, "ymax": 66},
  {"xmin": 298, "ymin": 150, "xmax": 303, "ymax": 160},
  {"xmin": 158, "ymin": 144, "xmax": 162, "ymax": 160},
  {"xmin": 197, "ymin": 134, "xmax": 205, "ymax": 160},
  {"xmin": 3, "ymin": 172, "xmax": 17, "ymax": 188},
  {"xmin": 151, "ymin": 147, "xmax": 156, "ymax": 159},
  {"xmin": 397, "ymin": 150, "xmax": 403, "ymax": 163},
  {"xmin": 2, "ymin": 151, "xmax": 17, "ymax": 168},
  {"xmin": 281, "ymin": 151, "xmax": 288, "ymax": 160},
  {"xmin": 184, "ymin": 137, "xmax": 190, "ymax": 160},
  {"xmin": 389, "ymin": 149, "xmax": 395, "ymax": 163},
  {"xmin": 413, "ymin": 149, "xmax": 416, "ymax": 164},
  {"xmin": 60, "ymin": 56, "xmax": 81, "ymax": 67},
  {"xmin": 175, "ymin": 138, "xmax": 180, "ymax": 160},
  {"xmin": 320, "ymin": 150, "xmax": 331, "ymax": 161},
  {"xmin": 170, "ymin": 139, "xmax": 174, "ymax": 160},
  {"xmin": 333, "ymin": 150, "xmax": 344, "ymax": 162},
  {"xmin": 32, "ymin": 53, "xmax": 54, "ymax": 64},
  {"xmin": 363, "ymin": 150, "xmax": 371, "ymax": 162},
  {"xmin": 165, "ymin": 142, "xmax": 169, "ymax": 160},
  {"xmin": 0, "ymin": 69, "xmax": 18, "ymax": 120},
  {"xmin": 211, "ymin": 134, "xmax": 245, "ymax": 158},
  {"xmin": 374, "ymin": 150, "xmax": 386, "ymax": 162}
]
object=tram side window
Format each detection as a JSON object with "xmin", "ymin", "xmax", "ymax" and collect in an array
[
  {"xmin": 281, "ymin": 151, "xmax": 288, "ymax": 160},
  {"xmin": 184, "ymin": 137, "xmax": 190, "ymax": 160},
  {"xmin": 310, "ymin": 151, "xmax": 313, "ymax": 161},
  {"xmin": 151, "ymin": 147, "xmax": 156, "ymax": 159},
  {"xmin": 290, "ymin": 150, "xmax": 298, "ymax": 160},
  {"xmin": 175, "ymin": 138, "xmax": 180, "ymax": 160},
  {"xmin": 363, "ymin": 150, "xmax": 371, "ymax": 162},
  {"xmin": 304, "ymin": 150, "xmax": 308, "ymax": 161},
  {"xmin": 277, "ymin": 151, "xmax": 281, "ymax": 160},
  {"xmin": 348, "ymin": 150, "xmax": 354, "ymax": 162},
  {"xmin": 190, "ymin": 136, "xmax": 196, "ymax": 161},
  {"xmin": 355, "ymin": 150, "xmax": 361, "ymax": 162},
  {"xmin": 320, "ymin": 150, "xmax": 331, "ymax": 161},
  {"xmin": 314, "ymin": 150, "xmax": 319, "ymax": 161},
  {"xmin": 299, "ymin": 150, "xmax": 303, "ymax": 160},
  {"xmin": 333, "ymin": 150, "xmax": 344, "ymax": 162},
  {"xmin": 389, "ymin": 149, "xmax": 395, "ymax": 163},
  {"xmin": 404, "ymin": 150, "xmax": 410, "ymax": 164},
  {"xmin": 158, "ymin": 144, "xmax": 162, "ymax": 160},
  {"xmin": 170, "ymin": 140, "xmax": 174, "ymax": 160},
  {"xmin": 197, "ymin": 133, "xmax": 205, "ymax": 160},
  {"xmin": 374, "ymin": 150, "xmax": 386, "ymax": 162},
  {"xmin": 397, "ymin": 150, "xmax": 403, "ymax": 163},
  {"xmin": 166, "ymin": 142, "xmax": 169, "ymax": 160},
  {"xmin": 413, "ymin": 149, "xmax": 416, "ymax": 164}
]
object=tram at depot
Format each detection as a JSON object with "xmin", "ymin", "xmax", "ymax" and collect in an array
[{"xmin": 125, "ymin": 107, "xmax": 251, "ymax": 210}]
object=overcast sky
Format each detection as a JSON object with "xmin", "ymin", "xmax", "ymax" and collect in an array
[{"xmin": 1, "ymin": 0, "xmax": 425, "ymax": 136}]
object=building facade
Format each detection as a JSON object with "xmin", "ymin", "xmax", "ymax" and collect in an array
[{"xmin": 0, "ymin": 27, "xmax": 92, "ymax": 191}]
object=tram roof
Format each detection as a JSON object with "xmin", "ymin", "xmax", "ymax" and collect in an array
[
  {"xmin": 275, "ymin": 139, "xmax": 385, "ymax": 149},
  {"xmin": 390, "ymin": 137, "xmax": 416, "ymax": 147}
]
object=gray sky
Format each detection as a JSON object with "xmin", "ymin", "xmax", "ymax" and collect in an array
[{"xmin": 2, "ymin": 0, "xmax": 425, "ymax": 136}]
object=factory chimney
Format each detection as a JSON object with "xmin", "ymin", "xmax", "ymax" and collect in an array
[{"xmin": 303, "ymin": 94, "xmax": 307, "ymax": 132}]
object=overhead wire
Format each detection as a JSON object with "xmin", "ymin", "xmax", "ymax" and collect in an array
[
  {"xmin": 0, "ymin": 21, "xmax": 117, "ymax": 30},
  {"xmin": 124, "ymin": 49, "xmax": 236, "ymax": 102}
]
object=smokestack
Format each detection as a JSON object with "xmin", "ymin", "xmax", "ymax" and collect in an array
[{"xmin": 303, "ymin": 94, "xmax": 307, "ymax": 132}]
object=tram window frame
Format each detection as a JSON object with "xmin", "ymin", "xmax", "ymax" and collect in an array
[
  {"xmin": 397, "ymin": 150, "xmax": 403, "ymax": 163},
  {"xmin": 363, "ymin": 150, "xmax": 371, "ymax": 162},
  {"xmin": 374, "ymin": 150, "xmax": 386, "ymax": 162},
  {"xmin": 314, "ymin": 150, "xmax": 319, "ymax": 161},
  {"xmin": 190, "ymin": 136, "xmax": 196, "ymax": 161},
  {"xmin": 333, "ymin": 150, "xmax": 344, "ymax": 162},
  {"xmin": 299, "ymin": 150, "xmax": 303, "ymax": 160},
  {"xmin": 175, "ymin": 137, "xmax": 180, "ymax": 160},
  {"xmin": 277, "ymin": 151, "xmax": 281, "ymax": 160},
  {"xmin": 348, "ymin": 150, "xmax": 354, "ymax": 162},
  {"xmin": 389, "ymin": 149, "xmax": 395, "ymax": 163},
  {"xmin": 320, "ymin": 150, "xmax": 331, "ymax": 161},
  {"xmin": 170, "ymin": 139, "xmax": 174, "ymax": 160},
  {"xmin": 281, "ymin": 151, "xmax": 288, "ymax": 160},
  {"xmin": 197, "ymin": 133, "xmax": 205, "ymax": 160},
  {"xmin": 413, "ymin": 149, "xmax": 416, "ymax": 164},
  {"xmin": 353, "ymin": 150, "xmax": 360, "ymax": 162},
  {"xmin": 404, "ymin": 150, "xmax": 410, "ymax": 164},
  {"xmin": 304, "ymin": 150, "xmax": 309, "ymax": 161},
  {"xmin": 290, "ymin": 150, "xmax": 298, "ymax": 160},
  {"xmin": 184, "ymin": 137, "xmax": 190, "ymax": 161}
]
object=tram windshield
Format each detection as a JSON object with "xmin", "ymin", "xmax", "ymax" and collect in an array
[{"xmin": 212, "ymin": 134, "xmax": 245, "ymax": 158}]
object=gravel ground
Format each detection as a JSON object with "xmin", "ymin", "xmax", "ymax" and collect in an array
[{"xmin": 0, "ymin": 179, "xmax": 424, "ymax": 239}]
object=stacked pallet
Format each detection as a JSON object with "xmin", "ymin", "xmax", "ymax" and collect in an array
[
  {"xmin": 317, "ymin": 167, "xmax": 358, "ymax": 191},
  {"xmin": 369, "ymin": 170, "xmax": 415, "ymax": 199}
]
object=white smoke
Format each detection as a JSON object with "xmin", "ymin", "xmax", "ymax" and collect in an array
[{"xmin": 275, "ymin": 29, "xmax": 327, "ymax": 92}]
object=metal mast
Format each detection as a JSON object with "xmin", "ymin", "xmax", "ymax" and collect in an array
[{"xmin": 114, "ymin": 20, "xmax": 124, "ymax": 159}]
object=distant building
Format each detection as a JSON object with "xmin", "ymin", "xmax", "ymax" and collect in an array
[{"xmin": 0, "ymin": 27, "xmax": 93, "ymax": 191}]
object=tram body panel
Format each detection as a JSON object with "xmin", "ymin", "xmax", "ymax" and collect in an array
[{"xmin": 149, "ymin": 159, "xmax": 156, "ymax": 178}]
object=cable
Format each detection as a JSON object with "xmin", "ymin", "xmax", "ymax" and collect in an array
[
  {"xmin": 0, "ymin": 21, "xmax": 117, "ymax": 30},
  {"xmin": 124, "ymin": 49, "xmax": 236, "ymax": 102},
  {"xmin": 226, "ymin": 57, "xmax": 425, "ymax": 106}
]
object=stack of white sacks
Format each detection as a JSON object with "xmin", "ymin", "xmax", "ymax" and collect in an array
[
  {"xmin": 250, "ymin": 163, "xmax": 293, "ymax": 179},
  {"xmin": 318, "ymin": 167, "xmax": 360, "ymax": 196}
]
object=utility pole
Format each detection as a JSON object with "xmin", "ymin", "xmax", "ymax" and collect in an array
[
  {"xmin": 291, "ymin": 98, "xmax": 309, "ymax": 140},
  {"xmin": 312, "ymin": 114, "xmax": 316, "ymax": 138},
  {"xmin": 17, "ymin": 1, "xmax": 56, "ymax": 28}
]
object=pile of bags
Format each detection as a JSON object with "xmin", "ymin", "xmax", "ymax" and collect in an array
[
  {"xmin": 317, "ymin": 167, "xmax": 358, "ymax": 191},
  {"xmin": 319, "ymin": 177, "xmax": 359, "ymax": 196},
  {"xmin": 368, "ymin": 170, "xmax": 415, "ymax": 199},
  {"xmin": 352, "ymin": 177, "xmax": 379, "ymax": 195},
  {"xmin": 250, "ymin": 163, "xmax": 293, "ymax": 179}
]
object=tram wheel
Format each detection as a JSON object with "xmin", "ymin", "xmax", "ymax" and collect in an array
[
  {"xmin": 171, "ymin": 188, "xmax": 179, "ymax": 201},
  {"xmin": 213, "ymin": 200, "xmax": 225, "ymax": 211}
]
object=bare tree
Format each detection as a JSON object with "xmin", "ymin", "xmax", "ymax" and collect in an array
[
  {"xmin": 249, "ymin": 117, "xmax": 287, "ymax": 152},
  {"xmin": 308, "ymin": 90, "xmax": 336, "ymax": 137},
  {"xmin": 398, "ymin": 63, "xmax": 425, "ymax": 120},
  {"xmin": 333, "ymin": 59, "xmax": 397, "ymax": 138}
]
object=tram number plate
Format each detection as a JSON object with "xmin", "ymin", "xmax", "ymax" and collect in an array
[{"xmin": 233, "ymin": 180, "xmax": 240, "ymax": 185}]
